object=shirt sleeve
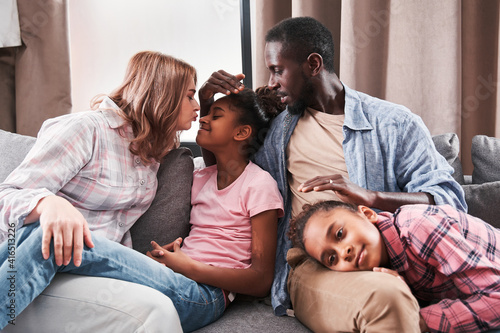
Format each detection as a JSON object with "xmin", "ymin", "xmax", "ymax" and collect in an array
[
  {"xmin": 407, "ymin": 208, "xmax": 500, "ymax": 332},
  {"xmin": 0, "ymin": 115, "xmax": 95, "ymax": 240},
  {"xmin": 395, "ymin": 114, "xmax": 467, "ymax": 211},
  {"xmin": 244, "ymin": 168, "xmax": 284, "ymax": 219}
]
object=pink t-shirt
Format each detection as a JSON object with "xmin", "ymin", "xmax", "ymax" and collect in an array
[{"xmin": 181, "ymin": 161, "xmax": 284, "ymax": 269}]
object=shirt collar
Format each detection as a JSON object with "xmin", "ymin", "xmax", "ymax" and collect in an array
[
  {"xmin": 342, "ymin": 83, "xmax": 373, "ymax": 131},
  {"xmin": 98, "ymin": 96, "xmax": 128, "ymax": 130},
  {"xmin": 376, "ymin": 212, "xmax": 409, "ymax": 272}
]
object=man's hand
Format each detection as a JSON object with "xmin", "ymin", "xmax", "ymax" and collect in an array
[
  {"xmin": 198, "ymin": 70, "xmax": 245, "ymax": 105},
  {"xmin": 34, "ymin": 195, "xmax": 94, "ymax": 267},
  {"xmin": 298, "ymin": 175, "xmax": 377, "ymax": 207}
]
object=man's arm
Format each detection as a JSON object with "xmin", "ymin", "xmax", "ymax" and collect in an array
[
  {"xmin": 300, "ymin": 113, "xmax": 465, "ymax": 212},
  {"xmin": 298, "ymin": 175, "xmax": 434, "ymax": 212},
  {"xmin": 197, "ymin": 70, "xmax": 245, "ymax": 166}
]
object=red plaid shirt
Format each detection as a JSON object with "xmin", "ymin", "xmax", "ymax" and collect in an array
[{"xmin": 377, "ymin": 204, "xmax": 500, "ymax": 333}]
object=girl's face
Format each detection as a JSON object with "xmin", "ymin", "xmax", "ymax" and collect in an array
[
  {"xmin": 196, "ymin": 98, "xmax": 241, "ymax": 152},
  {"xmin": 302, "ymin": 206, "xmax": 388, "ymax": 272},
  {"xmin": 176, "ymin": 79, "xmax": 200, "ymax": 131}
]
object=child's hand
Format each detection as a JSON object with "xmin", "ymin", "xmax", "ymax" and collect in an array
[
  {"xmin": 373, "ymin": 267, "xmax": 407, "ymax": 284},
  {"xmin": 146, "ymin": 239, "xmax": 195, "ymax": 275},
  {"xmin": 147, "ymin": 237, "xmax": 183, "ymax": 258}
]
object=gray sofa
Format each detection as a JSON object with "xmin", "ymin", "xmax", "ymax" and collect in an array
[{"xmin": 1, "ymin": 129, "xmax": 499, "ymax": 332}]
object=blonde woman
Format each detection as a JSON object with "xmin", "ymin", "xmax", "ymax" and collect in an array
[{"xmin": 0, "ymin": 51, "xmax": 199, "ymax": 326}]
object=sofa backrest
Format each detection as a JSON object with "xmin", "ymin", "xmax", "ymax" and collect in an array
[
  {"xmin": 0, "ymin": 130, "xmax": 36, "ymax": 182},
  {"xmin": 432, "ymin": 133, "xmax": 500, "ymax": 229}
]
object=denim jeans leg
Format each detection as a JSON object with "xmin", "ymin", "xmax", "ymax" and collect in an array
[
  {"xmin": 0, "ymin": 222, "xmax": 59, "ymax": 328},
  {"xmin": 1, "ymin": 224, "xmax": 226, "ymax": 332},
  {"xmin": 59, "ymin": 232, "xmax": 226, "ymax": 332}
]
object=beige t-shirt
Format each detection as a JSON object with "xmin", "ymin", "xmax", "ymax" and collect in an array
[{"xmin": 287, "ymin": 108, "xmax": 349, "ymax": 218}]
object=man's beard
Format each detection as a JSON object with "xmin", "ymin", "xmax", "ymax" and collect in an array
[
  {"xmin": 287, "ymin": 99, "xmax": 307, "ymax": 115},
  {"xmin": 286, "ymin": 77, "xmax": 314, "ymax": 116}
]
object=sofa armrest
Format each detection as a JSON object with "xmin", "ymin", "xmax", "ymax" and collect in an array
[{"xmin": 130, "ymin": 147, "xmax": 194, "ymax": 254}]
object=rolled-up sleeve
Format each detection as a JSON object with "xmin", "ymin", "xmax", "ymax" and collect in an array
[{"xmin": 395, "ymin": 115, "xmax": 467, "ymax": 211}]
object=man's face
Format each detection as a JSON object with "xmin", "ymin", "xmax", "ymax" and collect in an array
[{"xmin": 265, "ymin": 41, "xmax": 312, "ymax": 115}]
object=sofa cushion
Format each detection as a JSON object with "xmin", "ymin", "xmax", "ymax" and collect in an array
[
  {"xmin": 130, "ymin": 147, "xmax": 194, "ymax": 254},
  {"xmin": 432, "ymin": 133, "xmax": 465, "ymax": 185},
  {"xmin": 471, "ymin": 135, "xmax": 500, "ymax": 184},
  {"xmin": 3, "ymin": 274, "xmax": 183, "ymax": 333},
  {"xmin": 193, "ymin": 295, "xmax": 311, "ymax": 333},
  {"xmin": 463, "ymin": 181, "xmax": 500, "ymax": 229},
  {"xmin": 0, "ymin": 130, "xmax": 36, "ymax": 182}
]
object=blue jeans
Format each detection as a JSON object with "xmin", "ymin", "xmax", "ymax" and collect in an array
[{"xmin": 0, "ymin": 222, "xmax": 225, "ymax": 332}]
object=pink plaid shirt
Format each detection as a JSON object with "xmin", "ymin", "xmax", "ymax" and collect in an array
[
  {"xmin": 0, "ymin": 97, "xmax": 159, "ymax": 246},
  {"xmin": 377, "ymin": 204, "xmax": 500, "ymax": 333}
]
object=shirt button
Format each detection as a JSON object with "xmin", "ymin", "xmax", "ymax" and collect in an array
[
  {"xmin": 119, "ymin": 222, "xmax": 124, "ymax": 227},
  {"xmin": 135, "ymin": 157, "xmax": 141, "ymax": 164},
  {"xmin": 140, "ymin": 179, "xmax": 145, "ymax": 185}
]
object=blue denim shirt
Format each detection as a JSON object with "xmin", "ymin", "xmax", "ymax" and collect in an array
[{"xmin": 254, "ymin": 83, "xmax": 467, "ymax": 316}]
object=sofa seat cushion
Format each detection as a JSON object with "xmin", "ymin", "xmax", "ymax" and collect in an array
[
  {"xmin": 193, "ymin": 295, "xmax": 311, "ymax": 333},
  {"xmin": 2, "ymin": 274, "xmax": 182, "ymax": 333}
]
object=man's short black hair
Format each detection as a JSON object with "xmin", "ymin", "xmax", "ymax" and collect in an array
[{"xmin": 266, "ymin": 16, "xmax": 335, "ymax": 73}]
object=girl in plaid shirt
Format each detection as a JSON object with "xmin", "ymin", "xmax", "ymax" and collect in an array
[{"xmin": 289, "ymin": 201, "xmax": 500, "ymax": 333}]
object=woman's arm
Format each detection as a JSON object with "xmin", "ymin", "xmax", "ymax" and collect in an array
[
  {"xmin": 0, "ymin": 117, "xmax": 96, "ymax": 266},
  {"xmin": 148, "ymin": 209, "xmax": 278, "ymax": 297},
  {"xmin": 26, "ymin": 195, "xmax": 94, "ymax": 267}
]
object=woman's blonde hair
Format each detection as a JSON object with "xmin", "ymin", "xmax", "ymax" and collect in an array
[{"xmin": 92, "ymin": 51, "xmax": 197, "ymax": 164}]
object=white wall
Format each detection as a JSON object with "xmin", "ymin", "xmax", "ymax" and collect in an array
[{"xmin": 68, "ymin": 0, "xmax": 243, "ymax": 142}]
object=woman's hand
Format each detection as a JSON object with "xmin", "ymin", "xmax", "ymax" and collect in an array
[
  {"xmin": 29, "ymin": 195, "xmax": 94, "ymax": 267},
  {"xmin": 298, "ymin": 175, "xmax": 377, "ymax": 207}
]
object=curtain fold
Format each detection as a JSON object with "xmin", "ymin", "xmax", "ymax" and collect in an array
[
  {"xmin": 0, "ymin": 0, "xmax": 72, "ymax": 137},
  {"xmin": 253, "ymin": 0, "xmax": 499, "ymax": 174}
]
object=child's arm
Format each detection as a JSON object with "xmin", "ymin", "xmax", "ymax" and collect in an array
[{"xmin": 148, "ymin": 209, "xmax": 278, "ymax": 297}]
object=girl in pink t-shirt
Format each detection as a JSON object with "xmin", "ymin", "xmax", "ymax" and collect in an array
[
  {"xmin": 145, "ymin": 75, "xmax": 284, "ymax": 331},
  {"xmin": 0, "ymin": 73, "xmax": 283, "ymax": 332}
]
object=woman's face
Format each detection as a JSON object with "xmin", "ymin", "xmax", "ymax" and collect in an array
[{"xmin": 176, "ymin": 79, "xmax": 200, "ymax": 131}]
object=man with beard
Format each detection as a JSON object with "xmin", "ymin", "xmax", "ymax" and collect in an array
[{"xmin": 199, "ymin": 17, "xmax": 466, "ymax": 333}]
